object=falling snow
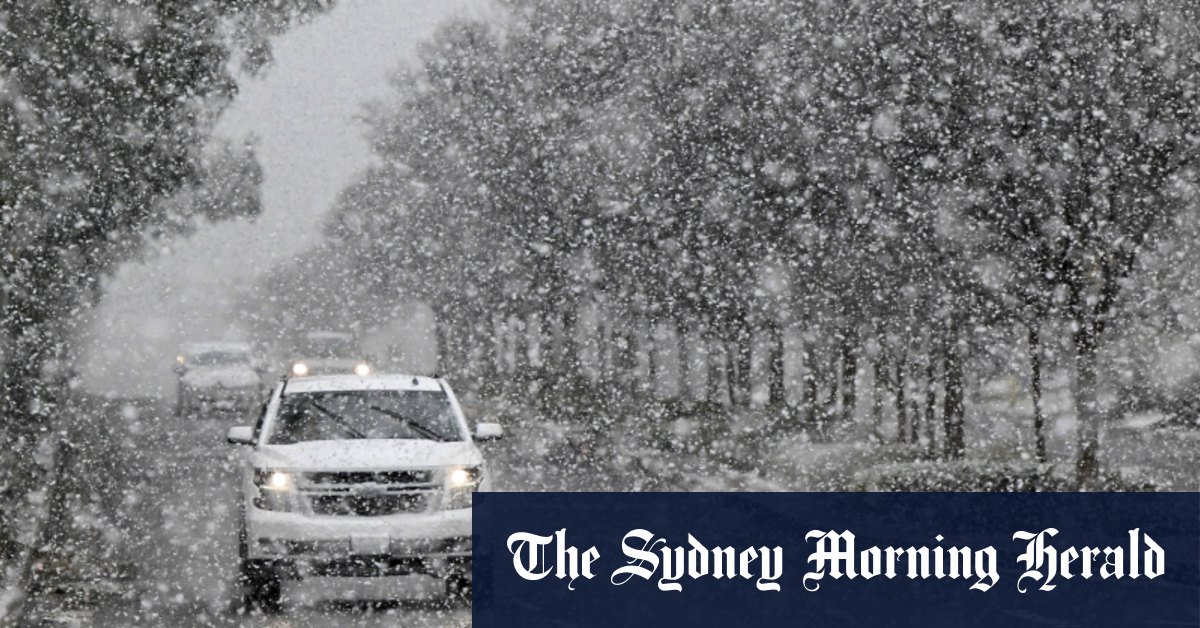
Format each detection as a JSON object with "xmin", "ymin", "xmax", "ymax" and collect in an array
[{"xmin": 1, "ymin": 0, "xmax": 1198, "ymax": 624}]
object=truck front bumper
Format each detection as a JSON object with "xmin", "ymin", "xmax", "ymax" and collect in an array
[{"xmin": 245, "ymin": 506, "xmax": 472, "ymax": 578}]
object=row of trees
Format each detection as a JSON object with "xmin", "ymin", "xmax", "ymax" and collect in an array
[
  {"xmin": 0, "ymin": 0, "xmax": 330, "ymax": 560},
  {"xmin": 297, "ymin": 0, "xmax": 1198, "ymax": 482}
]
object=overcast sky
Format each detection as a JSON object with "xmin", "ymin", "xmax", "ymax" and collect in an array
[{"xmin": 80, "ymin": 0, "xmax": 495, "ymax": 396}]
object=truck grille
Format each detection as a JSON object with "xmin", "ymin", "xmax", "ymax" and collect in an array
[
  {"xmin": 305, "ymin": 470, "xmax": 433, "ymax": 486},
  {"xmin": 299, "ymin": 469, "xmax": 439, "ymax": 516},
  {"xmin": 309, "ymin": 493, "xmax": 428, "ymax": 516}
]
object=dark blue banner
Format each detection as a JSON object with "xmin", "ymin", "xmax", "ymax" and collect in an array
[{"xmin": 473, "ymin": 492, "xmax": 1199, "ymax": 628}]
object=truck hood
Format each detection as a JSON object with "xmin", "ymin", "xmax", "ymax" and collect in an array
[
  {"xmin": 293, "ymin": 358, "xmax": 362, "ymax": 368},
  {"xmin": 252, "ymin": 439, "xmax": 481, "ymax": 471},
  {"xmin": 181, "ymin": 365, "xmax": 261, "ymax": 389}
]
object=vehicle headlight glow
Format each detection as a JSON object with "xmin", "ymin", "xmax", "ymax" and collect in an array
[
  {"xmin": 354, "ymin": 363, "xmax": 371, "ymax": 377},
  {"xmin": 445, "ymin": 466, "xmax": 481, "ymax": 509},
  {"xmin": 252, "ymin": 469, "xmax": 297, "ymax": 512},
  {"xmin": 268, "ymin": 471, "xmax": 292, "ymax": 490},
  {"xmin": 255, "ymin": 469, "xmax": 294, "ymax": 491},
  {"xmin": 448, "ymin": 467, "xmax": 473, "ymax": 487},
  {"xmin": 291, "ymin": 362, "xmax": 309, "ymax": 376}
]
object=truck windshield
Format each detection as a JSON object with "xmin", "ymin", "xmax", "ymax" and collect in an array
[
  {"xmin": 268, "ymin": 390, "xmax": 463, "ymax": 444},
  {"xmin": 190, "ymin": 351, "xmax": 250, "ymax": 366}
]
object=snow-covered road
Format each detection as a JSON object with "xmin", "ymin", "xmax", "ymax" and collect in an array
[{"xmin": 18, "ymin": 393, "xmax": 651, "ymax": 626}]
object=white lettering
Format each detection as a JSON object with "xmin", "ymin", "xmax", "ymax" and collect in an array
[{"xmin": 507, "ymin": 529, "xmax": 599, "ymax": 590}]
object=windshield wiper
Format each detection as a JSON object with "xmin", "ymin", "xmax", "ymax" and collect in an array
[
  {"xmin": 307, "ymin": 400, "xmax": 369, "ymax": 439},
  {"xmin": 367, "ymin": 405, "xmax": 448, "ymax": 442}
]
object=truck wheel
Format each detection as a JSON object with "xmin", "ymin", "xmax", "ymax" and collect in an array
[
  {"xmin": 237, "ymin": 511, "xmax": 248, "ymax": 559},
  {"xmin": 445, "ymin": 574, "xmax": 471, "ymax": 605},
  {"xmin": 240, "ymin": 559, "xmax": 283, "ymax": 614}
]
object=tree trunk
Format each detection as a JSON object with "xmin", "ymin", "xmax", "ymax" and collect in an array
[
  {"xmin": 676, "ymin": 320, "xmax": 692, "ymax": 403},
  {"xmin": 1028, "ymin": 323, "xmax": 1047, "ymax": 464},
  {"xmin": 725, "ymin": 338, "xmax": 740, "ymax": 405},
  {"xmin": 0, "ymin": 306, "xmax": 52, "ymax": 560},
  {"xmin": 871, "ymin": 357, "xmax": 885, "ymax": 442},
  {"xmin": 435, "ymin": 315, "xmax": 451, "ymax": 377},
  {"xmin": 595, "ymin": 308, "xmax": 611, "ymax": 384},
  {"xmin": 1072, "ymin": 321, "xmax": 1101, "ymax": 483},
  {"xmin": 943, "ymin": 329, "xmax": 965, "ymax": 460},
  {"xmin": 822, "ymin": 350, "xmax": 839, "ymax": 433},
  {"xmin": 767, "ymin": 317, "xmax": 786, "ymax": 407},
  {"xmin": 909, "ymin": 397, "xmax": 921, "ymax": 444},
  {"xmin": 909, "ymin": 358, "xmax": 921, "ymax": 443},
  {"xmin": 560, "ymin": 305, "xmax": 580, "ymax": 383},
  {"xmin": 924, "ymin": 354, "xmax": 937, "ymax": 456},
  {"xmin": 606, "ymin": 313, "xmax": 621, "ymax": 386},
  {"xmin": 2, "ymin": 308, "xmax": 52, "ymax": 425},
  {"xmin": 802, "ymin": 350, "xmax": 820, "ymax": 438},
  {"xmin": 733, "ymin": 316, "xmax": 753, "ymax": 407},
  {"xmin": 704, "ymin": 327, "xmax": 726, "ymax": 405},
  {"xmin": 894, "ymin": 351, "xmax": 908, "ymax": 443},
  {"xmin": 646, "ymin": 321, "xmax": 660, "ymax": 399},
  {"xmin": 620, "ymin": 315, "xmax": 641, "ymax": 395},
  {"xmin": 839, "ymin": 328, "xmax": 857, "ymax": 423}
]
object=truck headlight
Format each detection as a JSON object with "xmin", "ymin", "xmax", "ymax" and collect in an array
[
  {"xmin": 354, "ymin": 363, "xmax": 371, "ymax": 376},
  {"xmin": 259, "ymin": 470, "xmax": 293, "ymax": 491},
  {"xmin": 253, "ymin": 469, "xmax": 298, "ymax": 512},
  {"xmin": 445, "ymin": 466, "xmax": 481, "ymax": 509},
  {"xmin": 291, "ymin": 362, "xmax": 309, "ymax": 376}
]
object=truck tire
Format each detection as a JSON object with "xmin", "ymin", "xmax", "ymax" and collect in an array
[
  {"xmin": 445, "ymin": 574, "xmax": 471, "ymax": 605},
  {"xmin": 237, "ymin": 509, "xmax": 248, "ymax": 559},
  {"xmin": 240, "ymin": 559, "xmax": 283, "ymax": 614}
]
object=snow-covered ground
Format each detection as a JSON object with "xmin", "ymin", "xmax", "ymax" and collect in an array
[{"xmin": 761, "ymin": 372, "xmax": 1199, "ymax": 491}]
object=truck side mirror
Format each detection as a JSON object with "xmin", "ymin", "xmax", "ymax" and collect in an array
[
  {"xmin": 227, "ymin": 425, "xmax": 255, "ymax": 445},
  {"xmin": 475, "ymin": 422, "xmax": 504, "ymax": 442}
]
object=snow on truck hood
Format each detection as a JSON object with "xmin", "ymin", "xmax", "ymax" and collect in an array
[
  {"xmin": 181, "ymin": 365, "xmax": 261, "ymax": 389},
  {"xmin": 252, "ymin": 438, "xmax": 481, "ymax": 472}
]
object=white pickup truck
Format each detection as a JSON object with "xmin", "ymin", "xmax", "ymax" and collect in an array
[
  {"xmin": 175, "ymin": 341, "xmax": 263, "ymax": 417},
  {"xmin": 226, "ymin": 374, "xmax": 502, "ymax": 612}
]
